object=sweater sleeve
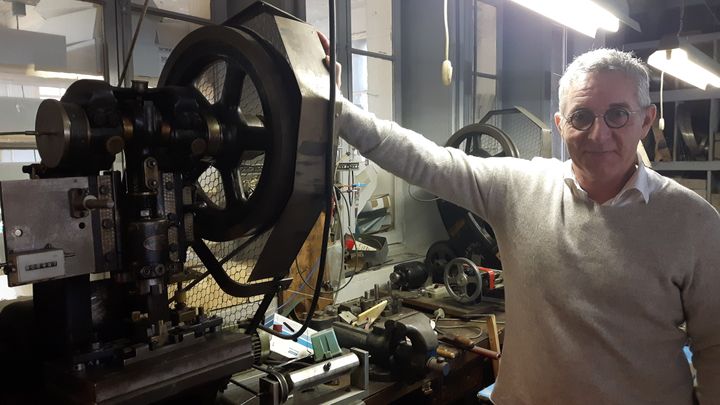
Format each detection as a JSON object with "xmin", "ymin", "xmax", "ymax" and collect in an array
[
  {"xmin": 336, "ymin": 98, "xmax": 514, "ymax": 221},
  {"xmin": 684, "ymin": 218, "xmax": 720, "ymax": 404}
]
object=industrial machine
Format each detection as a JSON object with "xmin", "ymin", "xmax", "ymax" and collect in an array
[
  {"xmin": 425, "ymin": 108, "xmax": 551, "ymax": 302},
  {"xmin": 0, "ymin": 3, "xmax": 360, "ymax": 404}
]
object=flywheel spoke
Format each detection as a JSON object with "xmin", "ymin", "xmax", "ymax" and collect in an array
[{"xmin": 221, "ymin": 65, "xmax": 246, "ymax": 108}]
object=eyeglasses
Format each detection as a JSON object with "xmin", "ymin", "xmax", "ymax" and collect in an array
[{"xmin": 563, "ymin": 107, "xmax": 639, "ymax": 131}]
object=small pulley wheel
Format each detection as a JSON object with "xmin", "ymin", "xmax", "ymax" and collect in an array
[
  {"xmin": 444, "ymin": 257, "xmax": 483, "ymax": 304},
  {"xmin": 425, "ymin": 240, "xmax": 457, "ymax": 283},
  {"xmin": 159, "ymin": 25, "xmax": 299, "ymax": 241}
]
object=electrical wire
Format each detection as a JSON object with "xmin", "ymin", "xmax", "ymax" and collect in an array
[
  {"xmin": 659, "ymin": 71, "xmax": 665, "ymax": 130},
  {"xmin": 444, "ymin": 0, "xmax": 450, "ymax": 62},
  {"xmin": 292, "ymin": 188, "xmax": 358, "ymax": 297},
  {"xmin": 703, "ymin": 0, "xmax": 720, "ymax": 27},
  {"xmin": 677, "ymin": 0, "xmax": 686, "ymax": 37},
  {"xmin": 441, "ymin": 0, "xmax": 453, "ymax": 85},
  {"xmin": 255, "ymin": 0, "xmax": 337, "ymax": 341},
  {"xmin": 118, "ymin": 0, "xmax": 151, "ymax": 86}
]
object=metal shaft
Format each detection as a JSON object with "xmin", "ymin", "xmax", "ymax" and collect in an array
[{"xmin": 286, "ymin": 352, "xmax": 359, "ymax": 392}]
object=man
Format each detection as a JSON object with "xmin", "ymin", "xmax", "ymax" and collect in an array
[{"xmin": 329, "ymin": 45, "xmax": 720, "ymax": 404}]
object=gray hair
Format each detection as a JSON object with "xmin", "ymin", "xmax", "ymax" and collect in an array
[{"xmin": 558, "ymin": 48, "xmax": 651, "ymax": 114}]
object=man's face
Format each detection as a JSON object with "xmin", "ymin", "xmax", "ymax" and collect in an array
[{"xmin": 554, "ymin": 71, "xmax": 656, "ymax": 185}]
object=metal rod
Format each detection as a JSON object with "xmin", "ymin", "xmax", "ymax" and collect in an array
[
  {"xmin": 129, "ymin": 3, "xmax": 214, "ymax": 26},
  {"xmin": 229, "ymin": 379, "xmax": 259, "ymax": 396},
  {"xmin": 287, "ymin": 352, "xmax": 360, "ymax": 392},
  {"xmin": 118, "ymin": 0, "xmax": 151, "ymax": 86},
  {"xmin": 0, "ymin": 131, "xmax": 38, "ymax": 136}
]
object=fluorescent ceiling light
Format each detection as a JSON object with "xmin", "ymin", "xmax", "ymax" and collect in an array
[
  {"xmin": 29, "ymin": 69, "xmax": 104, "ymax": 81},
  {"xmin": 510, "ymin": 0, "xmax": 625, "ymax": 38},
  {"xmin": 648, "ymin": 38, "xmax": 720, "ymax": 90}
]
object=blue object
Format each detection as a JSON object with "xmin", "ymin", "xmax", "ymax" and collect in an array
[
  {"xmin": 684, "ymin": 346, "xmax": 693, "ymax": 363},
  {"xmin": 311, "ymin": 328, "xmax": 342, "ymax": 361},
  {"xmin": 477, "ymin": 382, "xmax": 495, "ymax": 401}
]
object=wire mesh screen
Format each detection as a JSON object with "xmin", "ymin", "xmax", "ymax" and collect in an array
[
  {"xmin": 193, "ymin": 60, "xmax": 226, "ymax": 104},
  {"xmin": 168, "ymin": 59, "xmax": 274, "ymax": 327},
  {"xmin": 456, "ymin": 136, "xmax": 505, "ymax": 157},
  {"xmin": 170, "ymin": 231, "xmax": 273, "ymax": 326},
  {"xmin": 480, "ymin": 108, "xmax": 551, "ymax": 160},
  {"xmin": 197, "ymin": 167, "xmax": 226, "ymax": 209}
]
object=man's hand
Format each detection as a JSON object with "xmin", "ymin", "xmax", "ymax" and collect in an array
[{"xmin": 317, "ymin": 31, "xmax": 342, "ymax": 90}]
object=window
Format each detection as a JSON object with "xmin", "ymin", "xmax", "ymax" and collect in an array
[
  {"xmin": 130, "ymin": 13, "xmax": 203, "ymax": 87},
  {"xmin": 350, "ymin": 0, "xmax": 394, "ymax": 120},
  {"xmin": 306, "ymin": 0, "xmax": 397, "ymax": 120},
  {"xmin": 306, "ymin": 0, "xmax": 400, "ymax": 240},
  {"xmin": 473, "ymin": 1, "xmax": 499, "ymax": 123},
  {"xmin": 0, "ymin": 0, "xmax": 104, "ymax": 150}
]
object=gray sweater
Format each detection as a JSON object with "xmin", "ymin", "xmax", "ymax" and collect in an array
[{"xmin": 337, "ymin": 100, "xmax": 720, "ymax": 404}]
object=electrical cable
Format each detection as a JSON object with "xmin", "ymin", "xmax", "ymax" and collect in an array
[
  {"xmin": 292, "ymin": 188, "xmax": 358, "ymax": 297},
  {"xmin": 333, "ymin": 186, "xmax": 358, "ymax": 296},
  {"xmin": 118, "ymin": 0, "xmax": 151, "ymax": 86},
  {"xmin": 703, "ymin": 0, "xmax": 720, "ymax": 26},
  {"xmin": 677, "ymin": 0, "xmax": 686, "ymax": 37},
  {"xmin": 659, "ymin": 71, "xmax": 665, "ymax": 130},
  {"xmin": 255, "ymin": 0, "xmax": 337, "ymax": 341},
  {"xmin": 441, "ymin": 0, "xmax": 453, "ymax": 86}
]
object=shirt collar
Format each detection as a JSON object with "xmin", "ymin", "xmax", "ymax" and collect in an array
[{"xmin": 563, "ymin": 153, "xmax": 654, "ymax": 205}]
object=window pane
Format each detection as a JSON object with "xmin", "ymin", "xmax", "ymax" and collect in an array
[
  {"xmin": 475, "ymin": 76, "xmax": 497, "ymax": 122},
  {"xmin": 0, "ymin": 1, "xmax": 104, "ymax": 135},
  {"xmin": 131, "ymin": 14, "xmax": 201, "ymax": 86},
  {"xmin": 351, "ymin": 0, "xmax": 392, "ymax": 55},
  {"xmin": 305, "ymin": 0, "xmax": 330, "ymax": 39},
  {"xmin": 352, "ymin": 54, "xmax": 393, "ymax": 120},
  {"xmin": 475, "ymin": 1, "xmax": 497, "ymax": 75},
  {"xmin": 132, "ymin": 0, "xmax": 210, "ymax": 19}
]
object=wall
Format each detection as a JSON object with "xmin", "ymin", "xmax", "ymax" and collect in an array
[
  {"xmin": 398, "ymin": 0, "xmax": 455, "ymax": 254},
  {"xmin": 501, "ymin": 2, "xmax": 598, "ymax": 159},
  {"xmin": 501, "ymin": 3, "xmax": 554, "ymax": 132}
]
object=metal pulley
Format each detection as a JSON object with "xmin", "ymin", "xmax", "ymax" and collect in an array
[
  {"xmin": 159, "ymin": 24, "xmax": 299, "ymax": 241},
  {"xmin": 444, "ymin": 257, "xmax": 483, "ymax": 303}
]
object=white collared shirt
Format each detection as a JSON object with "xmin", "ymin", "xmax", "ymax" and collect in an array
[{"xmin": 562, "ymin": 154, "xmax": 661, "ymax": 206}]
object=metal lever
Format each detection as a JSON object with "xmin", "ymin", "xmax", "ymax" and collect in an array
[
  {"xmin": 69, "ymin": 188, "xmax": 115, "ymax": 218},
  {"xmin": 83, "ymin": 196, "xmax": 115, "ymax": 210}
]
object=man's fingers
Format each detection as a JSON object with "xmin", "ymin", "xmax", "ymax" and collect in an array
[
  {"xmin": 318, "ymin": 31, "xmax": 341, "ymax": 89},
  {"xmin": 334, "ymin": 60, "xmax": 342, "ymax": 89},
  {"xmin": 317, "ymin": 31, "xmax": 330, "ymax": 54},
  {"xmin": 323, "ymin": 56, "xmax": 342, "ymax": 89}
]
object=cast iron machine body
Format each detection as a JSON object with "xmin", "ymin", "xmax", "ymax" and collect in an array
[{"xmin": 0, "ymin": 3, "xmax": 335, "ymax": 403}]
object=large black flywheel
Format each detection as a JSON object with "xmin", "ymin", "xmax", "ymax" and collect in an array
[
  {"xmin": 159, "ymin": 25, "xmax": 300, "ymax": 242},
  {"xmin": 436, "ymin": 123, "xmax": 519, "ymax": 269}
]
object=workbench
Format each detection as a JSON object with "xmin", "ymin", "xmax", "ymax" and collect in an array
[{"xmin": 217, "ymin": 295, "xmax": 505, "ymax": 404}]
